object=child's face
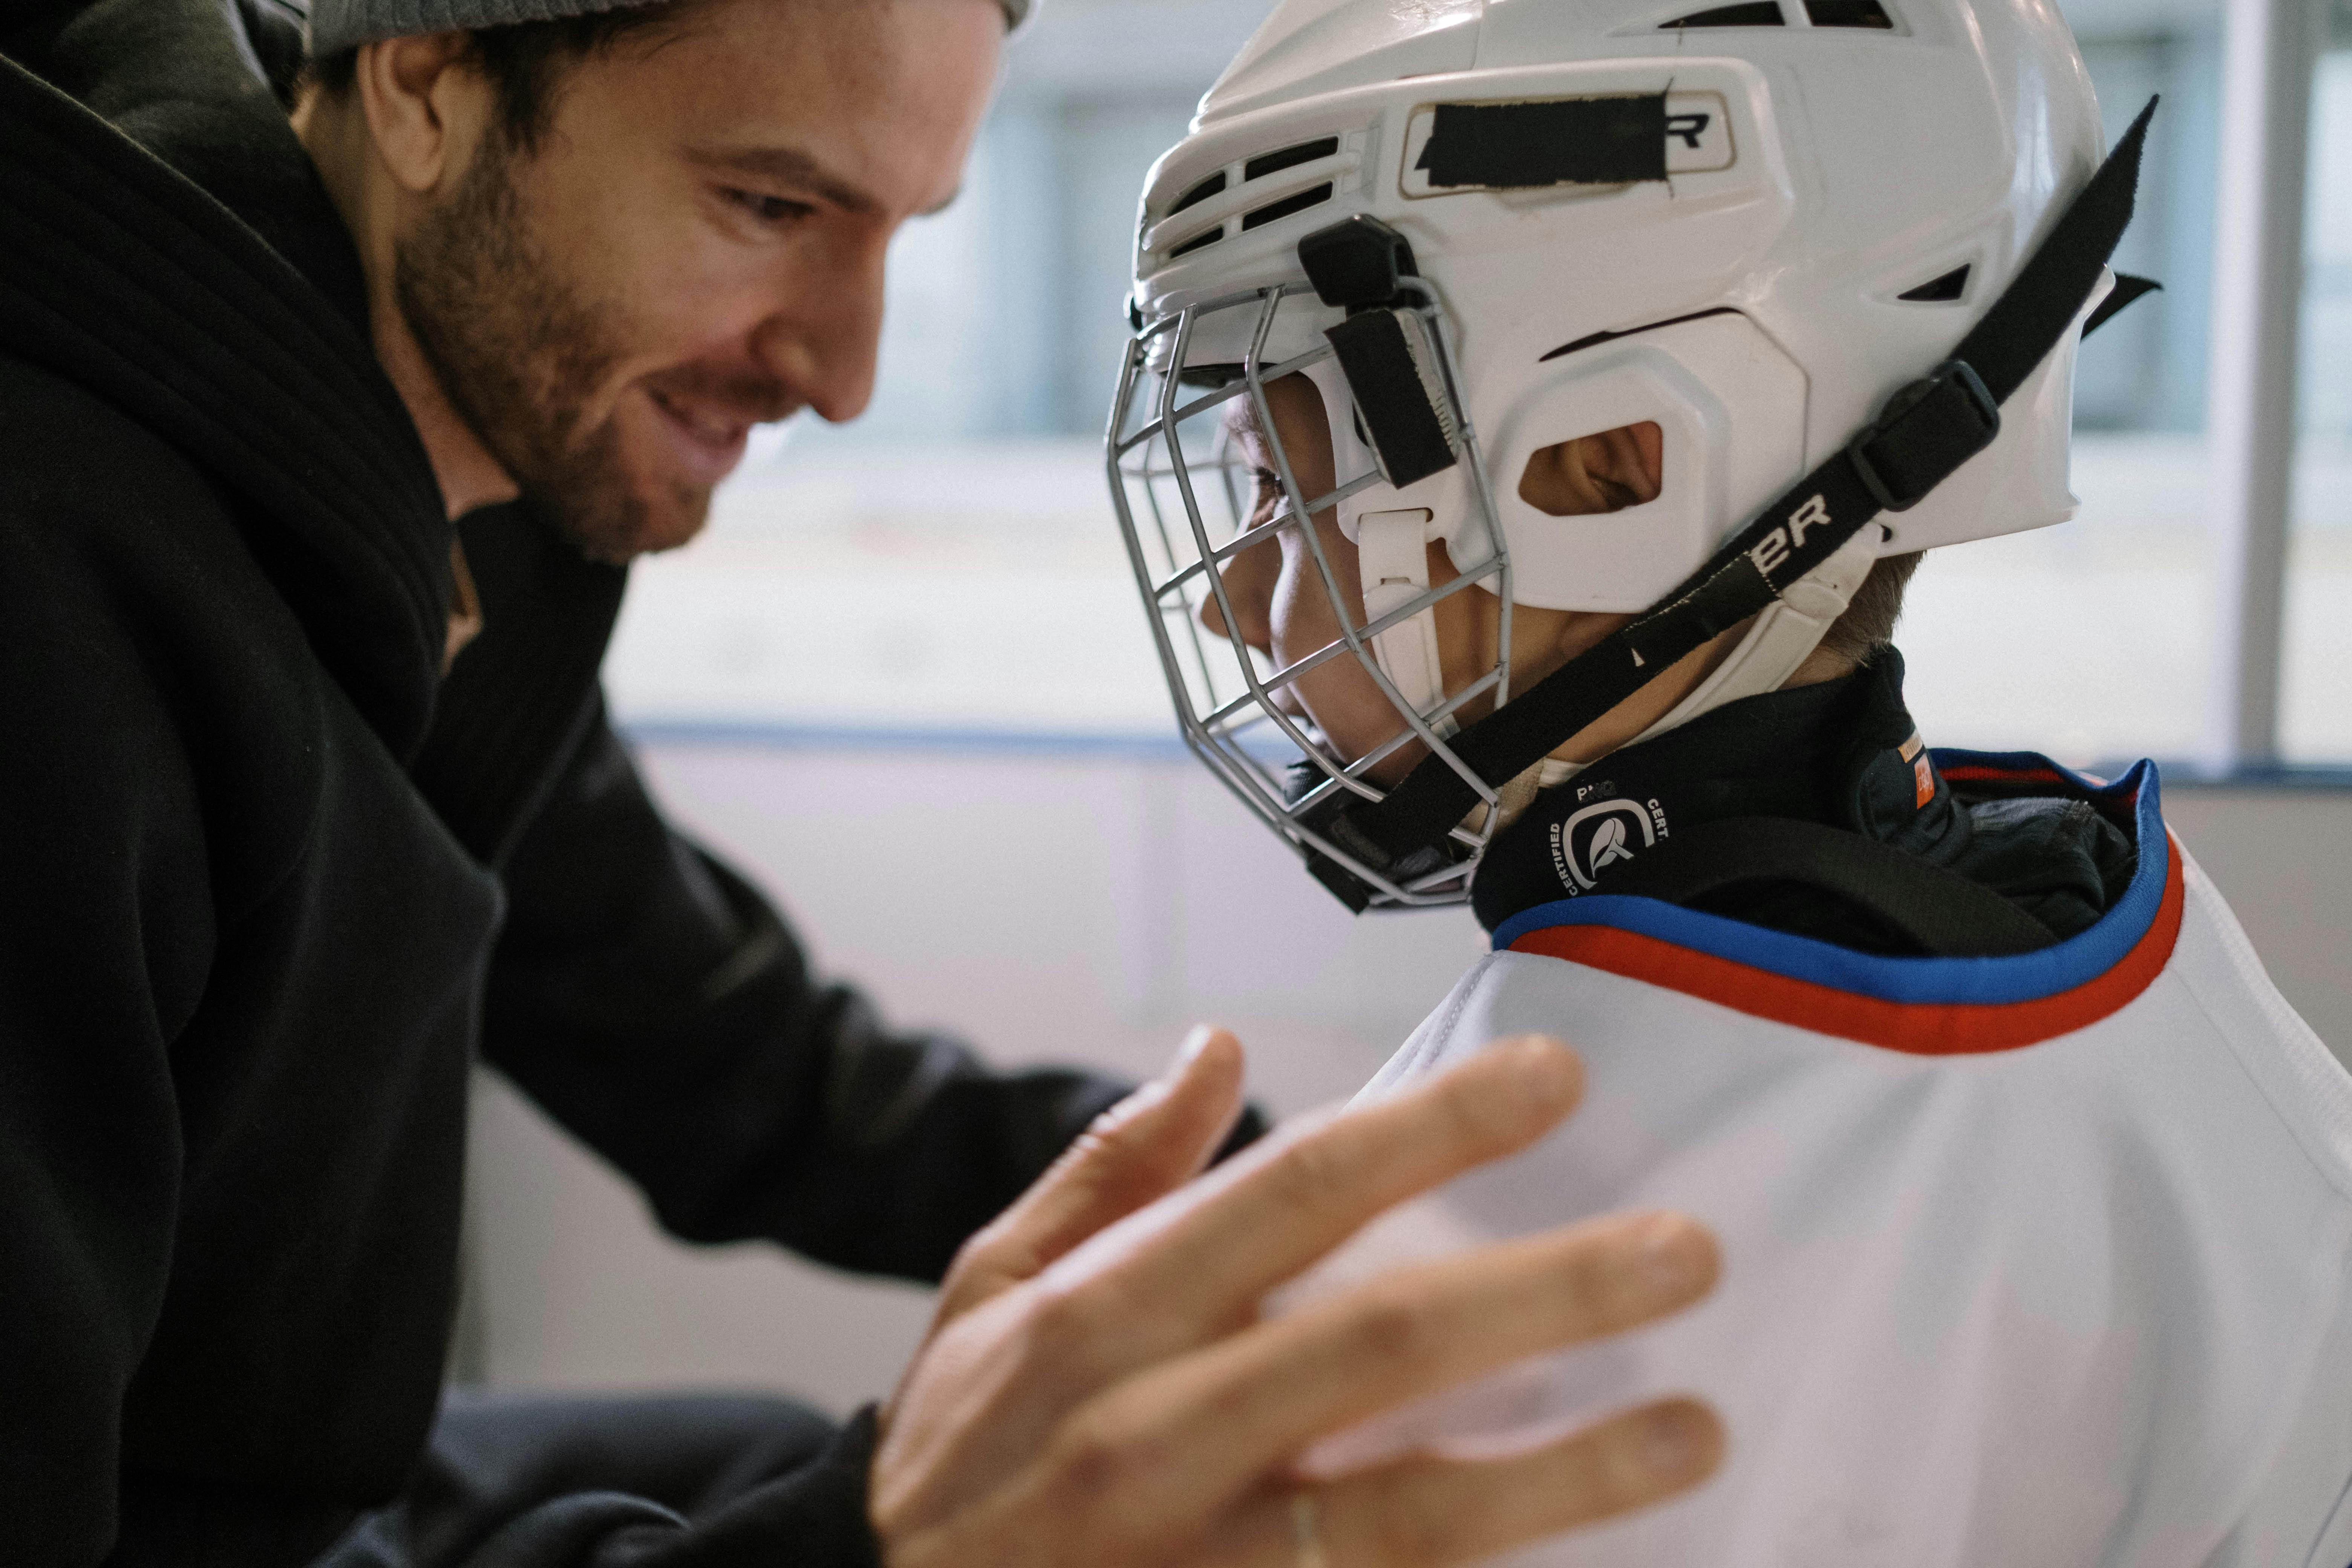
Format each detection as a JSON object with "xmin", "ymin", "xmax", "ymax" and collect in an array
[{"xmin": 1207, "ymin": 374, "xmax": 1660, "ymax": 781}]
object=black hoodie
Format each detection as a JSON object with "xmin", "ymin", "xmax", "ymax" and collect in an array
[{"xmin": 0, "ymin": 4, "xmax": 1154, "ymax": 1562}]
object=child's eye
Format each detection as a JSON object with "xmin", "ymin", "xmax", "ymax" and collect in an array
[
  {"xmin": 1246, "ymin": 468, "xmax": 1290, "ymax": 527},
  {"xmin": 724, "ymin": 188, "xmax": 816, "ymax": 226}
]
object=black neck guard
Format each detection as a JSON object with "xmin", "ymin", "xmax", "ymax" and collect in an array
[{"xmin": 1468, "ymin": 649, "xmax": 1965, "ymax": 934}]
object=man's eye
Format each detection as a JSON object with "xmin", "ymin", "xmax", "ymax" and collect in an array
[{"xmin": 725, "ymin": 188, "xmax": 815, "ymax": 226}]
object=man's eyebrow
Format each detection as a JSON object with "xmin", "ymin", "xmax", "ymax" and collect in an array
[{"xmin": 688, "ymin": 146, "xmax": 882, "ymax": 216}]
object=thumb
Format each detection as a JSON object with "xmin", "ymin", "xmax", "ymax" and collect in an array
[{"xmin": 934, "ymin": 1027, "xmax": 1246, "ymax": 1324}]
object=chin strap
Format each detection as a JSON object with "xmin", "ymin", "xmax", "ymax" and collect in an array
[
  {"xmin": 1634, "ymin": 523, "xmax": 1883, "ymax": 743},
  {"xmin": 1475, "ymin": 525, "xmax": 1879, "ymax": 835},
  {"xmin": 1301, "ymin": 96, "xmax": 2159, "ymax": 913},
  {"xmin": 1355, "ymin": 505, "xmax": 1455, "ymax": 732}
]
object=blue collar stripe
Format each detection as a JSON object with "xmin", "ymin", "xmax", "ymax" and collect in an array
[{"xmin": 1488, "ymin": 757, "xmax": 2168, "ymax": 1009}]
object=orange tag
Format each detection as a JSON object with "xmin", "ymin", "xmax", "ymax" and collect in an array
[{"xmin": 1914, "ymin": 753, "xmax": 1937, "ymax": 808}]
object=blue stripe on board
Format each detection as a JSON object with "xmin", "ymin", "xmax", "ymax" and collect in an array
[{"xmin": 616, "ymin": 719, "xmax": 2352, "ymax": 788}]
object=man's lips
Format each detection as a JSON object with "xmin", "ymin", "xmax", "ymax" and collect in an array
[{"xmin": 646, "ymin": 386, "xmax": 757, "ymax": 485}]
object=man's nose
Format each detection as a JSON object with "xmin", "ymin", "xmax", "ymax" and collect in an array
[{"xmin": 756, "ymin": 237, "xmax": 887, "ymax": 424}]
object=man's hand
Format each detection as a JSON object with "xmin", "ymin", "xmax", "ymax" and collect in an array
[{"xmin": 871, "ymin": 1029, "xmax": 1724, "ymax": 1567}]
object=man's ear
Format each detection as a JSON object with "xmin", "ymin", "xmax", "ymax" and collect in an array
[{"xmin": 352, "ymin": 32, "xmax": 492, "ymax": 196}]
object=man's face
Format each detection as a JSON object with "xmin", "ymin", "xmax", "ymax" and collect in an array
[{"xmin": 396, "ymin": 0, "xmax": 1000, "ymax": 561}]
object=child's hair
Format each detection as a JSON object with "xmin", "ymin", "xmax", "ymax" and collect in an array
[{"xmin": 1819, "ymin": 551, "xmax": 1923, "ymax": 664}]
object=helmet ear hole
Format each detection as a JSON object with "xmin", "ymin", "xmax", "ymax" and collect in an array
[{"xmin": 1517, "ymin": 423, "xmax": 1666, "ymax": 516}]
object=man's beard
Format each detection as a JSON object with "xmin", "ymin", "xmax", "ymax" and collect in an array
[{"xmin": 394, "ymin": 132, "xmax": 724, "ymax": 563}]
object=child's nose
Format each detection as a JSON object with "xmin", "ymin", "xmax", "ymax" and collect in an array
[{"xmin": 1202, "ymin": 544, "xmax": 1276, "ymax": 652}]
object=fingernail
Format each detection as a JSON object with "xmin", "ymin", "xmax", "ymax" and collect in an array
[
  {"xmin": 1637, "ymin": 1400, "xmax": 1718, "ymax": 1479},
  {"xmin": 1631, "ymin": 1216, "xmax": 1715, "ymax": 1298},
  {"xmin": 1164, "ymin": 1025, "xmax": 1216, "ymax": 1081},
  {"xmin": 1494, "ymin": 1035, "xmax": 1579, "ymax": 1104}
]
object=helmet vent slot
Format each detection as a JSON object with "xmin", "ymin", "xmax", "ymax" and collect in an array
[
  {"xmin": 1242, "ymin": 183, "xmax": 1336, "ymax": 230},
  {"xmin": 1898, "ymin": 264, "xmax": 1971, "ymax": 302},
  {"xmin": 1169, "ymin": 173, "xmax": 1227, "ymax": 215},
  {"xmin": 1658, "ymin": 3, "xmax": 1785, "ymax": 25},
  {"xmin": 1149, "ymin": 136, "xmax": 1355, "ymax": 258},
  {"xmin": 1805, "ymin": 0, "xmax": 1896, "ymax": 23},
  {"xmin": 1245, "ymin": 138, "xmax": 1341, "ymax": 181}
]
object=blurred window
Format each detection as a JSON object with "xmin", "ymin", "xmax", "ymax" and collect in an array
[{"xmin": 2285, "ymin": 45, "xmax": 2352, "ymax": 762}]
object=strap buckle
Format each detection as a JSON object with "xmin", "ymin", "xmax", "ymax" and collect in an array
[
  {"xmin": 1845, "ymin": 359, "xmax": 2000, "ymax": 513},
  {"xmin": 1299, "ymin": 214, "xmax": 1422, "ymax": 309}
]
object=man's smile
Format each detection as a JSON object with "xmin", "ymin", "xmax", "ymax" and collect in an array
[{"xmin": 646, "ymin": 384, "xmax": 760, "ymax": 485}]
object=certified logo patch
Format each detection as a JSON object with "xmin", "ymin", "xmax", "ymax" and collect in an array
[{"xmin": 1548, "ymin": 796, "xmax": 1671, "ymax": 893}]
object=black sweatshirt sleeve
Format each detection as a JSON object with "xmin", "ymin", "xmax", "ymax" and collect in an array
[
  {"xmin": 0, "ymin": 405, "xmax": 208, "ymax": 1568},
  {"xmin": 319, "ymin": 1400, "xmax": 887, "ymax": 1568},
  {"xmin": 477, "ymin": 714, "xmax": 1145, "ymax": 1284}
]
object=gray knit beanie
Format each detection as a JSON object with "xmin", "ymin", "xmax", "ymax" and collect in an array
[{"xmin": 307, "ymin": 0, "xmax": 1031, "ymax": 56}]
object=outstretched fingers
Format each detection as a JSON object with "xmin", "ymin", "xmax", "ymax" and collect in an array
[
  {"xmin": 1203, "ymin": 1398, "xmax": 1727, "ymax": 1568},
  {"xmin": 1037, "ymin": 1209, "xmax": 1720, "ymax": 1538},
  {"xmin": 938, "ymin": 1027, "xmax": 1248, "ymax": 1321},
  {"xmin": 877, "ymin": 1028, "xmax": 1253, "ymax": 1533},
  {"xmin": 871, "ymin": 1031, "xmax": 1727, "ymax": 1568},
  {"xmin": 1041, "ymin": 1036, "xmax": 1587, "ymax": 1364}
]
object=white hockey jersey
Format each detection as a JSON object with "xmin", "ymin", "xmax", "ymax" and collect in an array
[{"xmin": 1289, "ymin": 757, "xmax": 2352, "ymax": 1567}]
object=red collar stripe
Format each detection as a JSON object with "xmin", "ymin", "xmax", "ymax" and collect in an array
[{"xmin": 1505, "ymin": 831, "xmax": 2185, "ymax": 1055}]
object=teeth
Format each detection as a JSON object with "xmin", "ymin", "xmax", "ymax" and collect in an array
[{"xmin": 655, "ymin": 390, "xmax": 736, "ymax": 446}]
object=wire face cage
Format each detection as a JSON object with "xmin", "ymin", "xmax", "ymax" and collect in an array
[{"xmin": 1105, "ymin": 280, "xmax": 1516, "ymax": 909}]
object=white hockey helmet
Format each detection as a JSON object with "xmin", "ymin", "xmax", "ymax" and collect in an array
[{"xmin": 1108, "ymin": 0, "xmax": 2142, "ymax": 910}]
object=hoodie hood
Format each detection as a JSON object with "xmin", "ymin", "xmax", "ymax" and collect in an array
[{"xmin": 0, "ymin": 0, "xmax": 451, "ymax": 758}]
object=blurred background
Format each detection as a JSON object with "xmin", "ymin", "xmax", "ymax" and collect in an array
[{"xmin": 460, "ymin": 0, "xmax": 2352, "ymax": 1412}]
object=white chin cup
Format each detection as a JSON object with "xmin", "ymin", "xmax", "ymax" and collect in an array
[
  {"xmin": 1290, "ymin": 356, "xmax": 1459, "ymax": 737},
  {"xmin": 1354, "ymin": 506, "xmax": 1454, "ymax": 732}
]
